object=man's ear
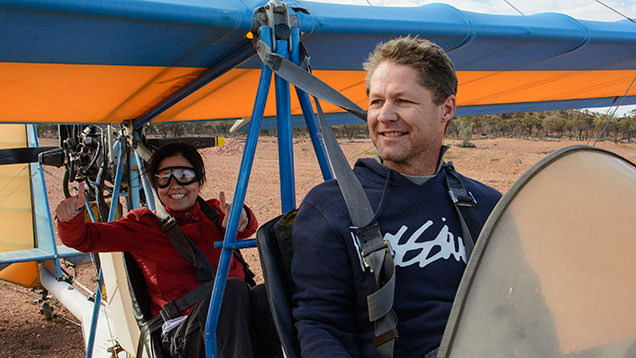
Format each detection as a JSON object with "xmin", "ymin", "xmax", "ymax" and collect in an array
[
  {"xmin": 440, "ymin": 95, "xmax": 456, "ymax": 136},
  {"xmin": 441, "ymin": 95, "xmax": 456, "ymax": 124}
]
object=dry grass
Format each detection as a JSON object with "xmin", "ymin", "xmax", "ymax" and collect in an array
[{"xmin": 1, "ymin": 136, "xmax": 635, "ymax": 357}]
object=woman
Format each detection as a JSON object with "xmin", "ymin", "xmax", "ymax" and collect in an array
[{"xmin": 56, "ymin": 142, "xmax": 280, "ymax": 358}]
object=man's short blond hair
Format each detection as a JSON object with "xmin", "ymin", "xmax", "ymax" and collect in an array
[{"xmin": 363, "ymin": 36, "xmax": 457, "ymax": 105}]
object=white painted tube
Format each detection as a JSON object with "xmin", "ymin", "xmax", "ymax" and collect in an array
[{"xmin": 38, "ymin": 264, "xmax": 122, "ymax": 358}]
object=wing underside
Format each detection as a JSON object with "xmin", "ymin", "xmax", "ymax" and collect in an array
[{"xmin": 1, "ymin": 0, "xmax": 635, "ymax": 125}]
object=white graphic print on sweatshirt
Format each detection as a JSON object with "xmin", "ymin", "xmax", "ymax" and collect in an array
[{"xmin": 352, "ymin": 217, "xmax": 467, "ymax": 271}]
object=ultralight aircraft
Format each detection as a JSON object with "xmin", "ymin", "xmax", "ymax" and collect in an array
[{"xmin": 0, "ymin": 0, "xmax": 635, "ymax": 357}]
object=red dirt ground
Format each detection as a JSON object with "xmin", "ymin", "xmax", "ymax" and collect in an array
[{"xmin": 1, "ymin": 136, "xmax": 635, "ymax": 357}]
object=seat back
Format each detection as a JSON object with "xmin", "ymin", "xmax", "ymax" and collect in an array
[
  {"xmin": 123, "ymin": 252, "xmax": 165, "ymax": 358},
  {"xmin": 256, "ymin": 211, "xmax": 301, "ymax": 358}
]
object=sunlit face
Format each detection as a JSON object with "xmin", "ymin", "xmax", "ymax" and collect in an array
[
  {"xmin": 367, "ymin": 61, "xmax": 456, "ymax": 175},
  {"xmin": 156, "ymin": 154, "xmax": 201, "ymax": 212}
]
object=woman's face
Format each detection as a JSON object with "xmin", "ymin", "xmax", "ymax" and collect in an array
[{"xmin": 156, "ymin": 154, "xmax": 201, "ymax": 211}]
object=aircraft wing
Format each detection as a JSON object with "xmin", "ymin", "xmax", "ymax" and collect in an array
[{"xmin": 1, "ymin": 0, "xmax": 635, "ymax": 126}]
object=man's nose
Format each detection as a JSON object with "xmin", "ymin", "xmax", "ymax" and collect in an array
[{"xmin": 377, "ymin": 101, "xmax": 398, "ymax": 122}]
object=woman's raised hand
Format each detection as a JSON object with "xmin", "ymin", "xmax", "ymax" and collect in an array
[
  {"xmin": 219, "ymin": 191, "xmax": 248, "ymax": 232},
  {"xmin": 55, "ymin": 182, "xmax": 86, "ymax": 222}
]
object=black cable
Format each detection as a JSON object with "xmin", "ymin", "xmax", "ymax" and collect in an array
[
  {"xmin": 594, "ymin": 0, "xmax": 636, "ymax": 24},
  {"xmin": 503, "ymin": 0, "xmax": 524, "ymax": 16},
  {"xmin": 593, "ymin": 75, "xmax": 636, "ymax": 146}
]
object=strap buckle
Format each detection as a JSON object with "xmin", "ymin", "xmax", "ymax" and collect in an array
[
  {"xmin": 448, "ymin": 189, "xmax": 477, "ymax": 207},
  {"xmin": 160, "ymin": 216, "xmax": 178, "ymax": 233},
  {"xmin": 373, "ymin": 328, "xmax": 398, "ymax": 347},
  {"xmin": 351, "ymin": 224, "xmax": 394, "ymax": 272},
  {"xmin": 160, "ymin": 301, "xmax": 181, "ymax": 322}
]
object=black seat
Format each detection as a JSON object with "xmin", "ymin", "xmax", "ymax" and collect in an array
[
  {"xmin": 256, "ymin": 211, "xmax": 301, "ymax": 358},
  {"xmin": 123, "ymin": 252, "xmax": 166, "ymax": 358}
]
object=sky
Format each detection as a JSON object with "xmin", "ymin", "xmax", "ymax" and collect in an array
[
  {"xmin": 310, "ymin": 0, "xmax": 635, "ymax": 22},
  {"xmin": 306, "ymin": 0, "xmax": 636, "ymax": 116}
]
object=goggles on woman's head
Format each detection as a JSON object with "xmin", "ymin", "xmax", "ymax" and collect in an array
[{"xmin": 155, "ymin": 166, "xmax": 199, "ymax": 188}]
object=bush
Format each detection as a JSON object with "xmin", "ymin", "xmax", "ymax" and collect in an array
[{"xmin": 456, "ymin": 139, "xmax": 476, "ymax": 148}]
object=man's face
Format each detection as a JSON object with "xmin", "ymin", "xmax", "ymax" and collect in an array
[{"xmin": 367, "ymin": 61, "xmax": 455, "ymax": 176}]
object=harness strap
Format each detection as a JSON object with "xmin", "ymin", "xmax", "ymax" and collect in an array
[
  {"xmin": 255, "ymin": 39, "xmax": 367, "ymax": 121},
  {"xmin": 444, "ymin": 165, "xmax": 482, "ymax": 258},
  {"xmin": 134, "ymin": 196, "xmax": 217, "ymax": 357},
  {"xmin": 136, "ymin": 313, "xmax": 165, "ymax": 358},
  {"xmin": 133, "ymin": 147, "xmax": 218, "ymax": 356},
  {"xmin": 314, "ymin": 98, "xmax": 398, "ymax": 357},
  {"xmin": 257, "ymin": 35, "xmax": 397, "ymax": 356},
  {"xmin": 135, "ymin": 279, "xmax": 215, "ymax": 358},
  {"xmin": 159, "ymin": 214, "xmax": 216, "ymax": 283},
  {"xmin": 133, "ymin": 142, "xmax": 258, "ymax": 357},
  {"xmin": 256, "ymin": 39, "xmax": 488, "ymax": 358},
  {"xmin": 197, "ymin": 198, "xmax": 257, "ymax": 287},
  {"xmin": 136, "ymin": 198, "xmax": 256, "ymax": 356}
]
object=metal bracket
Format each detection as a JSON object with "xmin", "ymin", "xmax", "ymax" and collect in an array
[
  {"xmin": 120, "ymin": 120, "xmax": 134, "ymax": 148},
  {"xmin": 448, "ymin": 189, "xmax": 478, "ymax": 207},
  {"xmin": 254, "ymin": 0, "xmax": 298, "ymax": 53},
  {"xmin": 121, "ymin": 119, "xmax": 152, "ymax": 162}
]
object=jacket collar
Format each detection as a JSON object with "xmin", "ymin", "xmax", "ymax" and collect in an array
[
  {"xmin": 164, "ymin": 200, "xmax": 201, "ymax": 224},
  {"xmin": 372, "ymin": 145, "xmax": 449, "ymax": 175}
]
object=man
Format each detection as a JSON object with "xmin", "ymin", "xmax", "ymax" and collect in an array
[{"xmin": 290, "ymin": 36, "xmax": 502, "ymax": 357}]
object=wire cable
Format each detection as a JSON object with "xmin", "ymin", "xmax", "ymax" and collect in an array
[
  {"xmin": 594, "ymin": 0, "xmax": 636, "ymax": 24},
  {"xmin": 503, "ymin": 0, "xmax": 524, "ymax": 16},
  {"xmin": 592, "ymin": 74, "xmax": 636, "ymax": 146}
]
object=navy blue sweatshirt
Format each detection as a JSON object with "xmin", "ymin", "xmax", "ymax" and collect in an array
[{"xmin": 291, "ymin": 158, "xmax": 501, "ymax": 357}]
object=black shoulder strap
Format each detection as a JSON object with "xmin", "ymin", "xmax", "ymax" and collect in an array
[
  {"xmin": 195, "ymin": 196, "xmax": 221, "ymax": 229},
  {"xmin": 443, "ymin": 165, "xmax": 483, "ymax": 258},
  {"xmin": 136, "ymin": 198, "xmax": 218, "ymax": 358},
  {"xmin": 136, "ymin": 279, "xmax": 215, "ymax": 358},
  {"xmin": 131, "ymin": 147, "xmax": 223, "ymax": 357},
  {"xmin": 196, "ymin": 197, "xmax": 257, "ymax": 287},
  {"xmin": 156, "ymin": 209, "xmax": 216, "ymax": 283},
  {"xmin": 136, "ymin": 198, "xmax": 259, "ymax": 357}
]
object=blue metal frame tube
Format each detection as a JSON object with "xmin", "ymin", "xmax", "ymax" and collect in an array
[
  {"xmin": 85, "ymin": 137, "xmax": 126, "ymax": 358},
  {"xmin": 133, "ymin": 130, "xmax": 156, "ymax": 211},
  {"xmin": 288, "ymin": 26, "xmax": 333, "ymax": 180},
  {"xmin": 26, "ymin": 125, "xmax": 64, "ymax": 277},
  {"xmin": 135, "ymin": 151, "xmax": 156, "ymax": 211},
  {"xmin": 85, "ymin": 269, "xmax": 104, "ymax": 358},
  {"xmin": 213, "ymin": 238, "xmax": 256, "ymax": 250},
  {"xmin": 128, "ymin": 149, "xmax": 141, "ymax": 210},
  {"xmin": 133, "ymin": 43, "xmax": 256, "ymax": 129},
  {"xmin": 84, "ymin": 196, "xmax": 97, "ymax": 223},
  {"xmin": 275, "ymin": 39, "xmax": 296, "ymax": 213},
  {"xmin": 295, "ymin": 90, "xmax": 333, "ymax": 180},
  {"xmin": 107, "ymin": 139, "xmax": 126, "ymax": 222},
  {"xmin": 204, "ymin": 27, "xmax": 274, "ymax": 358}
]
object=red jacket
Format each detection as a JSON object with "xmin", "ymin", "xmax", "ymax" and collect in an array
[{"xmin": 57, "ymin": 199, "xmax": 257, "ymax": 316}]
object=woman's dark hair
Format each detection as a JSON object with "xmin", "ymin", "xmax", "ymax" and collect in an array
[{"xmin": 146, "ymin": 142, "xmax": 206, "ymax": 187}]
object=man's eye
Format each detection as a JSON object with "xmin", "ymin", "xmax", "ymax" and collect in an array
[
  {"xmin": 370, "ymin": 99, "xmax": 382, "ymax": 106},
  {"xmin": 397, "ymin": 98, "xmax": 412, "ymax": 104}
]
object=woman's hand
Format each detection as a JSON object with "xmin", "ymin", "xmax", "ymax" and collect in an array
[
  {"xmin": 55, "ymin": 182, "xmax": 86, "ymax": 222},
  {"xmin": 219, "ymin": 191, "xmax": 248, "ymax": 232}
]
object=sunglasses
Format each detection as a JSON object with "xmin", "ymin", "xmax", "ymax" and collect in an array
[{"xmin": 155, "ymin": 166, "xmax": 199, "ymax": 188}]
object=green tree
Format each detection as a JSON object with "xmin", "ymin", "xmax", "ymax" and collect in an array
[
  {"xmin": 617, "ymin": 116, "xmax": 635, "ymax": 143},
  {"xmin": 543, "ymin": 115, "xmax": 567, "ymax": 138},
  {"xmin": 521, "ymin": 114, "xmax": 542, "ymax": 137}
]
